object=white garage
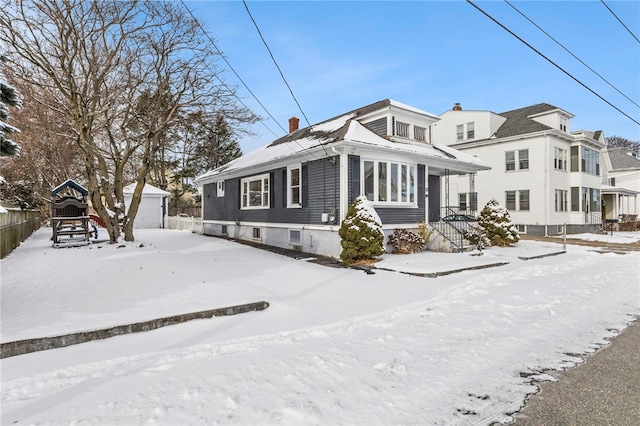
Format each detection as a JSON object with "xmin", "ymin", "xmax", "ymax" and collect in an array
[{"xmin": 123, "ymin": 183, "xmax": 170, "ymax": 229}]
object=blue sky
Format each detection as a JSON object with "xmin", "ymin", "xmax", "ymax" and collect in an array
[{"xmin": 185, "ymin": 1, "xmax": 640, "ymax": 154}]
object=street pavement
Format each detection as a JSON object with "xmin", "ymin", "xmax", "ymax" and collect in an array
[{"xmin": 511, "ymin": 317, "xmax": 640, "ymax": 425}]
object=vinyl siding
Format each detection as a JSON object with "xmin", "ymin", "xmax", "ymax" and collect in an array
[{"xmin": 203, "ymin": 156, "xmax": 339, "ymax": 225}]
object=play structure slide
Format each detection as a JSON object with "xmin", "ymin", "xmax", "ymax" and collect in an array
[{"xmin": 88, "ymin": 214, "xmax": 106, "ymax": 228}]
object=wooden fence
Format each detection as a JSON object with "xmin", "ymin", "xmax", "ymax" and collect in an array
[{"xmin": 0, "ymin": 209, "xmax": 42, "ymax": 258}]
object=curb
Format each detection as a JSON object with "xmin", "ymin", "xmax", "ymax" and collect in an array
[
  {"xmin": 0, "ymin": 301, "xmax": 269, "ymax": 359},
  {"xmin": 377, "ymin": 261, "xmax": 511, "ymax": 278},
  {"xmin": 518, "ymin": 251, "xmax": 566, "ymax": 260}
]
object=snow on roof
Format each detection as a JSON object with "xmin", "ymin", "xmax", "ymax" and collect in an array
[
  {"xmin": 196, "ymin": 100, "xmax": 488, "ymax": 183},
  {"xmin": 123, "ymin": 183, "xmax": 170, "ymax": 196}
]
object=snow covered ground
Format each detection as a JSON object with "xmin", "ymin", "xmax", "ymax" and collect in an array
[{"xmin": 1, "ymin": 227, "xmax": 639, "ymax": 425}]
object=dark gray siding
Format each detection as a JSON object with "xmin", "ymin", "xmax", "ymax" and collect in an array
[{"xmin": 203, "ymin": 156, "xmax": 339, "ymax": 225}]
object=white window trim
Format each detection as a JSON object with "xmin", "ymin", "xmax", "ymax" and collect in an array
[
  {"xmin": 241, "ymin": 173, "xmax": 270, "ymax": 210},
  {"xmin": 362, "ymin": 159, "xmax": 417, "ymax": 206},
  {"xmin": 287, "ymin": 164, "xmax": 302, "ymax": 208}
]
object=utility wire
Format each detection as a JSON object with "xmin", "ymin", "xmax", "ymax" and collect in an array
[
  {"xmin": 505, "ymin": 0, "xmax": 639, "ymax": 109},
  {"xmin": 180, "ymin": 0, "xmax": 285, "ymax": 138},
  {"xmin": 600, "ymin": 0, "xmax": 640, "ymax": 45},
  {"xmin": 242, "ymin": 0, "xmax": 313, "ymax": 130},
  {"xmin": 466, "ymin": 0, "xmax": 640, "ymax": 127},
  {"xmin": 242, "ymin": 0, "xmax": 331, "ymax": 160}
]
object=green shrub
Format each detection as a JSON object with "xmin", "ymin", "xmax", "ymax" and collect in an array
[
  {"xmin": 339, "ymin": 195, "xmax": 384, "ymax": 265},
  {"xmin": 477, "ymin": 198, "xmax": 520, "ymax": 247}
]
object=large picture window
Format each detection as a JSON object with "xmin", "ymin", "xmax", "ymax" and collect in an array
[
  {"xmin": 241, "ymin": 173, "xmax": 270, "ymax": 209},
  {"xmin": 363, "ymin": 160, "xmax": 416, "ymax": 205},
  {"xmin": 581, "ymin": 147, "xmax": 600, "ymax": 175}
]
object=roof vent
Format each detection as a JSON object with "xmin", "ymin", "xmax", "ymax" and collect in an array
[
  {"xmin": 453, "ymin": 103, "xmax": 462, "ymax": 111},
  {"xmin": 289, "ymin": 116, "xmax": 299, "ymax": 133}
]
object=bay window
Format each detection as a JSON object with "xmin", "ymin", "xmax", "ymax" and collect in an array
[{"xmin": 363, "ymin": 160, "xmax": 416, "ymax": 205}]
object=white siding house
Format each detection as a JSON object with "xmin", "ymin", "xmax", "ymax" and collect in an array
[
  {"xmin": 601, "ymin": 147, "xmax": 640, "ymax": 224},
  {"xmin": 432, "ymin": 103, "xmax": 607, "ymax": 236}
]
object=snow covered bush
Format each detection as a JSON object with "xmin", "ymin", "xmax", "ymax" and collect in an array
[
  {"xmin": 339, "ymin": 195, "xmax": 385, "ymax": 265},
  {"xmin": 477, "ymin": 198, "xmax": 520, "ymax": 247},
  {"xmin": 0, "ymin": 55, "xmax": 21, "ymax": 158},
  {"xmin": 387, "ymin": 228, "xmax": 425, "ymax": 254}
]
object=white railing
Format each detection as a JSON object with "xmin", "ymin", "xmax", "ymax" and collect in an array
[{"xmin": 166, "ymin": 216, "xmax": 203, "ymax": 233}]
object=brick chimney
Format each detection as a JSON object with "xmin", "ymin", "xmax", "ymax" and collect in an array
[
  {"xmin": 453, "ymin": 103, "xmax": 462, "ymax": 111},
  {"xmin": 289, "ymin": 116, "xmax": 299, "ymax": 133}
]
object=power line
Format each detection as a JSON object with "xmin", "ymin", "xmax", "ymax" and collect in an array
[
  {"xmin": 505, "ymin": 0, "xmax": 640, "ymax": 109},
  {"xmin": 242, "ymin": 0, "xmax": 313, "ymax": 130},
  {"xmin": 466, "ymin": 0, "xmax": 640, "ymax": 127},
  {"xmin": 600, "ymin": 0, "xmax": 640, "ymax": 45},
  {"xmin": 242, "ymin": 0, "xmax": 332, "ymax": 160},
  {"xmin": 180, "ymin": 0, "xmax": 285, "ymax": 138}
]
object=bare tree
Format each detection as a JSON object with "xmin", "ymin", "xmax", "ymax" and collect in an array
[
  {"xmin": 606, "ymin": 135, "xmax": 640, "ymax": 155},
  {"xmin": 0, "ymin": 73, "xmax": 84, "ymax": 212},
  {"xmin": 1, "ymin": 0, "xmax": 254, "ymax": 242}
]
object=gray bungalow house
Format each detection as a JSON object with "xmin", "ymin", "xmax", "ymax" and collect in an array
[{"xmin": 195, "ymin": 99, "xmax": 490, "ymax": 258}]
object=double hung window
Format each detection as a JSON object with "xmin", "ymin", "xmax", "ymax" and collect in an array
[
  {"xmin": 287, "ymin": 165, "xmax": 302, "ymax": 207},
  {"xmin": 554, "ymin": 147, "xmax": 567, "ymax": 171},
  {"xmin": 241, "ymin": 173, "xmax": 270, "ymax": 209},
  {"xmin": 505, "ymin": 149, "xmax": 529, "ymax": 171}
]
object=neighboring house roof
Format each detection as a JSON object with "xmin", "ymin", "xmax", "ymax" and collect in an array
[
  {"xmin": 607, "ymin": 147, "xmax": 640, "ymax": 171},
  {"xmin": 493, "ymin": 103, "xmax": 560, "ymax": 138},
  {"xmin": 123, "ymin": 183, "xmax": 170, "ymax": 196},
  {"xmin": 197, "ymin": 99, "xmax": 488, "ymax": 182},
  {"xmin": 51, "ymin": 179, "xmax": 88, "ymax": 197}
]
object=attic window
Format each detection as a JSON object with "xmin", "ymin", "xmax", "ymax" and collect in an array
[
  {"xmin": 396, "ymin": 121, "xmax": 410, "ymax": 138},
  {"xmin": 414, "ymin": 126, "xmax": 426, "ymax": 142},
  {"xmin": 560, "ymin": 117, "xmax": 568, "ymax": 132}
]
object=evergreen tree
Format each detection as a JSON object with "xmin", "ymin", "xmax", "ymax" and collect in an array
[
  {"xmin": 339, "ymin": 195, "xmax": 385, "ymax": 265},
  {"xmin": 477, "ymin": 198, "xmax": 520, "ymax": 247},
  {"xmin": 0, "ymin": 55, "xmax": 21, "ymax": 157}
]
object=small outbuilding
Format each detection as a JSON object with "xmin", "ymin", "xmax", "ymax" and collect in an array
[{"xmin": 123, "ymin": 183, "xmax": 170, "ymax": 229}]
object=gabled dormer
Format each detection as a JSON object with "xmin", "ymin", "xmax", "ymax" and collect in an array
[
  {"xmin": 357, "ymin": 99, "xmax": 439, "ymax": 144},
  {"xmin": 527, "ymin": 106, "xmax": 574, "ymax": 133},
  {"xmin": 432, "ymin": 103, "xmax": 507, "ymax": 145}
]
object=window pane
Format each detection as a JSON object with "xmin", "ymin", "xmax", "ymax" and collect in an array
[
  {"xmin": 456, "ymin": 124, "xmax": 464, "ymax": 141},
  {"xmin": 506, "ymin": 191, "xmax": 516, "ymax": 210},
  {"xmin": 519, "ymin": 190, "xmax": 530, "ymax": 211},
  {"xmin": 505, "ymin": 151, "xmax": 515, "ymax": 171},
  {"xmin": 409, "ymin": 166, "xmax": 415, "ymax": 203},
  {"xmin": 378, "ymin": 162, "xmax": 387, "ymax": 201},
  {"xmin": 290, "ymin": 168, "xmax": 299, "ymax": 186},
  {"xmin": 364, "ymin": 161, "xmax": 374, "ymax": 201},
  {"xmin": 571, "ymin": 187, "xmax": 579, "ymax": 211},
  {"xmin": 249, "ymin": 179, "xmax": 262, "ymax": 207},
  {"xmin": 401, "ymin": 165, "xmax": 408, "ymax": 202},
  {"xmin": 519, "ymin": 149, "xmax": 529, "ymax": 170},
  {"xmin": 467, "ymin": 122, "xmax": 474, "ymax": 139},
  {"xmin": 570, "ymin": 146, "xmax": 579, "ymax": 172},
  {"xmin": 390, "ymin": 163, "xmax": 398, "ymax": 201}
]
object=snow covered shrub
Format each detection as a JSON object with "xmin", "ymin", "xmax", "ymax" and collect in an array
[
  {"xmin": 477, "ymin": 198, "xmax": 520, "ymax": 247},
  {"xmin": 463, "ymin": 225, "xmax": 490, "ymax": 250},
  {"xmin": 339, "ymin": 195, "xmax": 385, "ymax": 265},
  {"xmin": 387, "ymin": 228, "xmax": 425, "ymax": 254}
]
